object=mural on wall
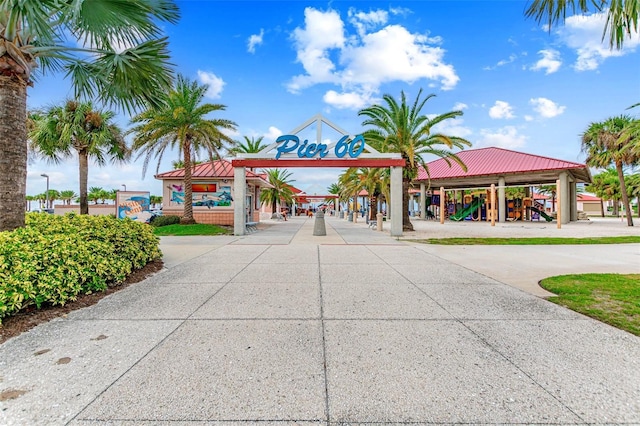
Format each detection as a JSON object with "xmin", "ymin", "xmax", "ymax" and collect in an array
[
  {"xmin": 168, "ymin": 183, "xmax": 233, "ymax": 208},
  {"xmin": 117, "ymin": 191, "xmax": 152, "ymax": 222}
]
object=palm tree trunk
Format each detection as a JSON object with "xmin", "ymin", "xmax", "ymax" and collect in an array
[
  {"xmin": 181, "ymin": 137, "xmax": 196, "ymax": 224},
  {"xmin": 616, "ymin": 162, "xmax": 634, "ymax": 226},
  {"xmin": 402, "ymin": 178, "xmax": 413, "ymax": 231},
  {"xmin": 79, "ymin": 149, "xmax": 89, "ymax": 215},
  {"xmin": 0, "ymin": 77, "xmax": 28, "ymax": 231}
]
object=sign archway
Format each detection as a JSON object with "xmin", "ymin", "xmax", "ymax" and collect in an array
[{"xmin": 231, "ymin": 114, "xmax": 405, "ymax": 236}]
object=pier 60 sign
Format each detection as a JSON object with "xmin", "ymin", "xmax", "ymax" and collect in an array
[{"xmin": 275, "ymin": 134, "xmax": 365, "ymax": 159}]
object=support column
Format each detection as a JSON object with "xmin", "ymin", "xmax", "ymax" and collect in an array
[
  {"xmin": 498, "ymin": 176, "xmax": 506, "ymax": 223},
  {"xmin": 390, "ymin": 166, "xmax": 403, "ymax": 237},
  {"xmin": 420, "ymin": 183, "xmax": 426, "ymax": 219},
  {"xmin": 559, "ymin": 172, "xmax": 570, "ymax": 224},
  {"xmin": 570, "ymin": 180, "xmax": 578, "ymax": 222},
  {"xmin": 556, "ymin": 179, "xmax": 562, "ymax": 229},
  {"xmin": 490, "ymin": 184, "xmax": 496, "ymax": 227},
  {"xmin": 440, "ymin": 187, "xmax": 445, "ymax": 224},
  {"xmin": 233, "ymin": 167, "xmax": 246, "ymax": 236}
]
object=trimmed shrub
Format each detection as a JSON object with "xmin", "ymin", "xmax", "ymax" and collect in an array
[
  {"xmin": 149, "ymin": 215, "xmax": 181, "ymax": 227},
  {"xmin": 0, "ymin": 213, "xmax": 162, "ymax": 322}
]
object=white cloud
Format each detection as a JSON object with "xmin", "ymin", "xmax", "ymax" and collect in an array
[
  {"xmin": 524, "ymin": 115, "xmax": 534, "ymax": 121},
  {"xmin": 197, "ymin": 70, "xmax": 225, "ymax": 99},
  {"xmin": 530, "ymin": 49, "xmax": 562, "ymax": 74},
  {"xmin": 484, "ymin": 54, "xmax": 517, "ymax": 70},
  {"xmin": 263, "ymin": 126, "xmax": 284, "ymax": 141},
  {"xmin": 489, "ymin": 100, "xmax": 515, "ymax": 119},
  {"xmin": 323, "ymin": 90, "xmax": 372, "ymax": 109},
  {"xmin": 431, "ymin": 117, "xmax": 473, "ymax": 139},
  {"xmin": 555, "ymin": 11, "xmax": 640, "ymax": 71},
  {"xmin": 247, "ymin": 29, "xmax": 264, "ymax": 53},
  {"xmin": 530, "ymin": 97, "xmax": 566, "ymax": 118},
  {"xmin": 453, "ymin": 102, "xmax": 468, "ymax": 111},
  {"xmin": 348, "ymin": 8, "xmax": 388, "ymax": 37},
  {"xmin": 287, "ymin": 7, "xmax": 459, "ymax": 102},
  {"xmin": 477, "ymin": 126, "xmax": 527, "ymax": 149}
]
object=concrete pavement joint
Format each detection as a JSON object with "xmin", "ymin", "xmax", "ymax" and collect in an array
[
  {"xmin": 317, "ymin": 244, "xmax": 331, "ymax": 424},
  {"xmin": 370, "ymin": 245, "xmax": 587, "ymax": 424}
]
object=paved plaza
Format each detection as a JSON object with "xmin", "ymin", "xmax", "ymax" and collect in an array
[{"xmin": 1, "ymin": 215, "xmax": 639, "ymax": 425}]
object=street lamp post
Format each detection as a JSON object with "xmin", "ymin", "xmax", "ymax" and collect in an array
[
  {"xmin": 122, "ymin": 184, "xmax": 127, "ymax": 191},
  {"xmin": 41, "ymin": 173, "xmax": 49, "ymax": 209}
]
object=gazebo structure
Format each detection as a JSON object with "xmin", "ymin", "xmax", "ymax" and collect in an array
[{"xmin": 414, "ymin": 147, "xmax": 592, "ymax": 224}]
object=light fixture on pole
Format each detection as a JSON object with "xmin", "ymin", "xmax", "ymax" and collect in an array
[
  {"xmin": 121, "ymin": 184, "xmax": 127, "ymax": 191},
  {"xmin": 41, "ymin": 173, "xmax": 49, "ymax": 209}
]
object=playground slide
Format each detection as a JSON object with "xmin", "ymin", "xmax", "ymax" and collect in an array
[
  {"xmin": 528, "ymin": 206, "xmax": 553, "ymax": 222},
  {"xmin": 450, "ymin": 200, "xmax": 482, "ymax": 221}
]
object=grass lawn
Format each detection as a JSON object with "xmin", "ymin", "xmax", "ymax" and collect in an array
[
  {"xmin": 153, "ymin": 223, "xmax": 233, "ymax": 236},
  {"xmin": 540, "ymin": 274, "xmax": 640, "ymax": 336},
  {"xmin": 408, "ymin": 236, "xmax": 640, "ymax": 245}
]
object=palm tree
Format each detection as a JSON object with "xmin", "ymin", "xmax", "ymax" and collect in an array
[
  {"xmin": 130, "ymin": 75, "xmax": 237, "ymax": 224},
  {"xmin": 229, "ymin": 136, "xmax": 268, "ymax": 156},
  {"xmin": 538, "ymin": 184, "xmax": 558, "ymax": 212},
  {"xmin": 88, "ymin": 187, "xmax": 104, "ymax": 205},
  {"xmin": 29, "ymin": 101, "xmax": 129, "ymax": 215},
  {"xmin": 327, "ymin": 182, "xmax": 342, "ymax": 213},
  {"xmin": 358, "ymin": 89, "xmax": 471, "ymax": 231},
  {"xmin": 259, "ymin": 169, "xmax": 295, "ymax": 218},
  {"xmin": 524, "ymin": 0, "xmax": 639, "ymax": 49},
  {"xmin": 625, "ymin": 173, "xmax": 640, "ymax": 217},
  {"xmin": 59, "ymin": 190, "xmax": 78, "ymax": 206},
  {"xmin": 587, "ymin": 168, "xmax": 622, "ymax": 216},
  {"xmin": 582, "ymin": 115, "xmax": 638, "ymax": 226},
  {"xmin": 0, "ymin": 0, "xmax": 179, "ymax": 232}
]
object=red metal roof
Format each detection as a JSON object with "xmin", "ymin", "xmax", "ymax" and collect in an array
[
  {"xmin": 155, "ymin": 159, "xmax": 262, "ymax": 180},
  {"xmin": 417, "ymin": 147, "xmax": 587, "ymax": 180},
  {"xmin": 578, "ymin": 193, "xmax": 601, "ymax": 201}
]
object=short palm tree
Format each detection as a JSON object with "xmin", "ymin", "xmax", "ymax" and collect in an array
[
  {"xmin": 587, "ymin": 168, "xmax": 623, "ymax": 216},
  {"xmin": 260, "ymin": 169, "xmax": 295, "ymax": 217},
  {"xmin": 29, "ymin": 101, "xmax": 129, "ymax": 215},
  {"xmin": 130, "ymin": 75, "xmax": 237, "ymax": 224},
  {"xmin": 0, "ymin": 0, "xmax": 179, "ymax": 231},
  {"xmin": 359, "ymin": 89, "xmax": 471, "ymax": 231},
  {"xmin": 582, "ymin": 115, "xmax": 638, "ymax": 226},
  {"xmin": 229, "ymin": 136, "xmax": 268, "ymax": 156},
  {"xmin": 524, "ymin": 0, "xmax": 639, "ymax": 49},
  {"xmin": 60, "ymin": 190, "xmax": 78, "ymax": 206}
]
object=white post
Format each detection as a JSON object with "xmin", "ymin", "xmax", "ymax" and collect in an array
[
  {"xmin": 390, "ymin": 166, "xmax": 403, "ymax": 237},
  {"xmin": 498, "ymin": 177, "xmax": 506, "ymax": 223},
  {"xmin": 234, "ymin": 167, "xmax": 246, "ymax": 236},
  {"xmin": 559, "ymin": 172, "xmax": 569, "ymax": 224},
  {"xmin": 570, "ymin": 179, "xmax": 577, "ymax": 222},
  {"xmin": 556, "ymin": 179, "xmax": 562, "ymax": 229},
  {"xmin": 420, "ymin": 182, "xmax": 426, "ymax": 219}
]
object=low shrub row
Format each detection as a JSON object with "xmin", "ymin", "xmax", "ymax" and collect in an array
[
  {"xmin": 0, "ymin": 213, "xmax": 162, "ymax": 323},
  {"xmin": 149, "ymin": 214, "xmax": 181, "ymax": 227}
]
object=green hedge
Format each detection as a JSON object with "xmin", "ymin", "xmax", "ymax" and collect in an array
[
  {"xmin": 149, "ymin": 214, "xmax": 181, "ymax": 227},
  {"xmin": 0, "ymin": 213, "xmax": 162, "ymax": 323}
]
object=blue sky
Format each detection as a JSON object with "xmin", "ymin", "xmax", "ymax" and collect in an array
[{"xmin": 26, "ymin": 1, "xmax": 640, "ymax": 198}]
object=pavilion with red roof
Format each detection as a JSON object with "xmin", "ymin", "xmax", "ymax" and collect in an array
[
  {"xmin": 155, "ymin": 159, "xmax": 271, "ymax": 225},
  {"xmin": 415, "ymin": 147, "xmax": 591, "ymax": 224}
]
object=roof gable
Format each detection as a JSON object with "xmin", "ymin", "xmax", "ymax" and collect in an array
[
  {"xmin": 417, "ymin": 147, "xmax": 589, "ymax": 182},
  {"xmin": 155, "ymin": 159, "xmax": 262, "ymax": 180}
]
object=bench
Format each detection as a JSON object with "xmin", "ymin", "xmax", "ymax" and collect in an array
[{"xmin": 246, "ymin": 222, "xmax": 258, "ymax": 233}]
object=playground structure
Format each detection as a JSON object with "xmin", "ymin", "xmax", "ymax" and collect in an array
[{"xmin": 435, "ymin": 188, "xmax": 556, "ymax": 223}]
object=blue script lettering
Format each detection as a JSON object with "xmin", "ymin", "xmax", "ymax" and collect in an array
[{"xmin": 276, "ymin": 134, "xmax": 329, "ymax": 159}]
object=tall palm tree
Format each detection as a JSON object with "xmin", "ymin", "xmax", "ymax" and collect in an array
[
  {"xmin": 524, "ymin": 0, "xmax": 639, "ymax": 49},
  {"xmin": 359, "ymin": 89, "xmax": 471, "ymax": 231},
  {"xmin": 582, "ymin": 115, "xmax": 638, "ymax": 226},
  {"xmin": 259, "ymin": 169, "xmax": 295, "ymax": 218},
  {"xmin": 130, "ymin": 75, "xmax": 237, "ymax": 224},
  {"xmin": 327, "ymin": 182, "xmax": 342, "ymax": 213},
  {"xmin": 625, "ymin": 172, "xmax": 640, "ymax": 217},
  {"xmin": 0, "ymin": 0, "xmax": 179, "ymax": 231},
  {"xmin": 29, "ymin": 101, "xmax": 128, "ymax": 215}
]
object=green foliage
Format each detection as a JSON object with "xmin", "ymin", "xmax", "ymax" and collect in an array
[
  {"xmin": 541, "ymin": 273, "xmax": 640, "ymax": 336},
  {"xmin": 0, "ymin": 213, "xmax": 161, "ymax": 323},
  {"xmin": 150, "ymin": 215, "xmax": 181, "ymax": 227}
]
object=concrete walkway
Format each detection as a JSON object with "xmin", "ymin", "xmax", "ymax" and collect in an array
[{"xmin": 1, "ymin": 215, "xmax": 639, "ymax": 425}]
